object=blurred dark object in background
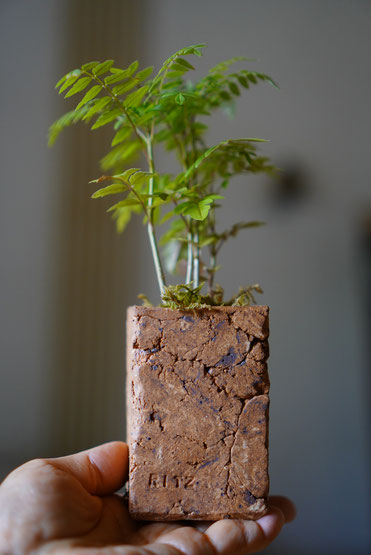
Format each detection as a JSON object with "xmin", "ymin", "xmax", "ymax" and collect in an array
[{"xmin": 269, "ymin": 164, "xmax": 310, "ymax": 208}]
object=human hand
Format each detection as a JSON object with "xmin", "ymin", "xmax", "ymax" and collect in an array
[{"xmin": 0, "ymin": 442, "xmax": 295, "ymax": 554}]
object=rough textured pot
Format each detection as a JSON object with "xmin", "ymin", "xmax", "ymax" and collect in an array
[{"xmin": 126, "ymin": 305, "xmax": 270, "ymax": 521}]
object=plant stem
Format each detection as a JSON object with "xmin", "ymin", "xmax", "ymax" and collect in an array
[
  {"xmin": 146, "ymin": 139, "xmax": 166, "ymax": 295},
  {"xmin": 187, "ymin": 113, "xmax": 201, "ymax": 288},
  {"xmin": 207, "ymin": 208, "xmax": 218, "ymax": 297},
  {"xmin": 193, "ymin": 225, "xmax": 200, "ymax": 287},
  {"xmin": 148, "ymin": 222, "xmax": 166, "ymax": 295},
  {"xmin": 186, "ymin": 228, "xmax": 193, "ymax": 284}
]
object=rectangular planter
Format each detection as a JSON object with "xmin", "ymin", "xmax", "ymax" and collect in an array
[{"xmin": 126, "ymin": 305, "xmax": 270, "ymax": 520}]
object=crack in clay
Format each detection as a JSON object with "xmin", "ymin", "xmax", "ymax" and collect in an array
[
  {"xmin": 206, "ymin": 366, "xmax": 240, "ymax": 400},
  {"xmin": 204, "ymin": 433, "xmax": 234, "ymax": 451},
  {"xmin": 165, "ymin": 364, "xmax": 234, "ymax": 428},
  {"xmin": 144, "ymin": 354, "xmax": 250, "ymax": 434},
  {"xmin": 224, "ymin": 400, "xmax": 246, "ymax": 497},
  {"xmin": 149, "ymin": 409, "xmax": 164, "ymax": 431},
  {"xmin": 178, "ymin": 328, "xmax": 218, "ymax": 360},
  {"xmin": 168, "ymin": 500, "xmax": 184, "ymax": 514},
  {"xmin": 204, "ymin": 363, "xmax": 258, "ymax": 402}
]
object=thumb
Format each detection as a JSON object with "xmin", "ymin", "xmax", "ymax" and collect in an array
[{"xmin": 46, "ymin": 441, "xmax": 128, "ymax": 496}]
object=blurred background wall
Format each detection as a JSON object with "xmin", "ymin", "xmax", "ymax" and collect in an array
[{"xmin": 0, "ymin": 1, "xmax": 370, "ymax": 553}]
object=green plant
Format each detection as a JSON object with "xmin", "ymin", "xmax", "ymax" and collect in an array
[{"xmin": 49, "ymin": 44, "xmax": 277, "ymax": 307}]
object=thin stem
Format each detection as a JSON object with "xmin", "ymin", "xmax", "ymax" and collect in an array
[
  {"xmin": 116, "ymin": 165, "xmax": 166, "ymax": 296},
  {"xmin": 148, "ymin": 222, "xmax": 166, "ymax": 295},
  {"xmin": 193, "ymin": 225, "xmax": 200, "ymax": 287},
  {"xmin": 186, "ymin": 228, "xmax": 193, "ymax": 284},
  {"xmin": 207, "ymin": 208, "xmax": 218, "ymax": 296},
  {"xmin": 146, "ymin": 139, "xmax": 166, "ymax": 295},
  {"xmin": 187, "ymin": 114, "xmax": 201, "ymax": 288}
]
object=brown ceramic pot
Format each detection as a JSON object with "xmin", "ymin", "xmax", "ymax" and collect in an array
[{"xmin": 126, "ymin": 305, "xmax": 270, "ymax": 521}]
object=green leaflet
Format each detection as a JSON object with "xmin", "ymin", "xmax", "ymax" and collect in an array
[
  {"xmin": 65, "ymin": 77, "xmax": 92, "ymax": 97},
  {"xmin": 91, "ymin": 108, "xmax": 122, "ymax": 129},
  {"xmin": 229, "ymin": 82, "xmax": 240, "ymax": 96},
  {"xmin": 166, "ymin": 70, "xmax": 186, "ymax": 79},
  {"xmin": 91, "ymin": 183, "xmax": 127, "ymax": 198},
  {"xmin": 126, "ymin": 60, "xmax": 139, "ymax": 75},
  {"xmin": 83, "ymin": 96, "xmax": 111, "ymax": 121},
  {"xmin": 135, "ymin": 66, "xmax": 154, "ymax": 82},
  {"xmin": 75, "ymin": 85, "xmax": 101, "ymax": 110},
  {"xmin": 175, "ymin": 92, "xmax": 185, "ymax": 105},
  {"xmin": 237, "ymin": 75, "xmax": 249, "ymax": 88},
  {"xmin": 105, "ymin": 70, "xmax": 130, "ymax": 85},
  {"xmin": 107, "ymin": 198, "xmax": 143, "ymax": 211},
  {"xmin": 130, "ymin": 171, "xmax": 156, "ymax": 186},
  {"xmin": 115, "ymin": 168, "xmax": 141, "ymax": 180},
  {"xmin": 175, "ymin": 57, "xmax": 195, "ymax": 70},
  {"xmin": 55, "ymin": 74, "xmax": 69, "ymax": 89},
  {"xmin": 112, "ymin": 79, "xmax": 138, "ymax": 96},
  {"xmin": 81, "ymin": 61, "xmax": 100, "ymax": 72},
  {"xmin": 219, "ymin": 90, "xmax": 231, "ymax": 101},
  {"xmin": 111, "ymin": 126, "xmax": 132, "ymax": 147},
  {"xmin": 124, "ymin": 85, "xmax": 149, "ymax": 108},
  {"xmin": 248, "ymin": 72, "xmax": 257, "ymax": 84},
  {"xmin": 105, "ymin": 61, "xmax": 139, "ymax": 85},
  {"xmin": 92, "ymin": 60, "xmax": 114, "ymax": 76},
  {"xmin": 174, "ymin": 198, "xmax": 214, "ymax": 221},
  {"xmin": 58, "ymin": 70, "xmax": 81, "ymax": 93}
]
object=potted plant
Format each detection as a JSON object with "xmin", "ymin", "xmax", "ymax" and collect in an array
[{"xmin": 50, "ymin": 43, "xmax": 277, "ymax": 521}]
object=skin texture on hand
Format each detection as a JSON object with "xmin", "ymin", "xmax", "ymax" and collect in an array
[{"xmin": 0, "ymin": 442, "xmax": 296, "ymax": 554}]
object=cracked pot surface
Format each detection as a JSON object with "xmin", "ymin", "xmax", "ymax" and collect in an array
[{"xmin": 126, "ymin": 306, "xmax": 270, "ymax": 520}]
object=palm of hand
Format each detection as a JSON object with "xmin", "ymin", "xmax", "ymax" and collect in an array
[{"xmin": 0, "ymin": 442, "xmax": 295, "ymax": 554}]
